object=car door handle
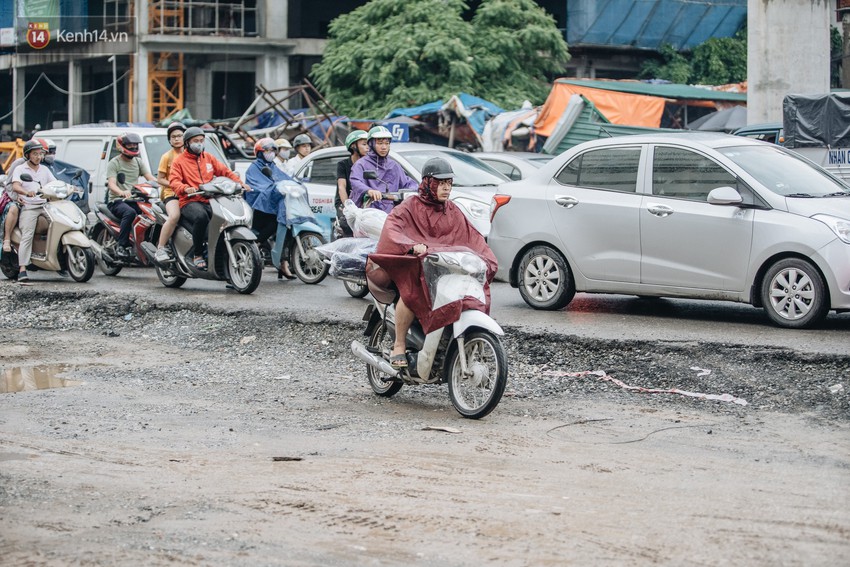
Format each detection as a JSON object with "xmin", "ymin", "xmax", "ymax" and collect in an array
[
  {"xmin": 554, "ymin": 196, "xmax": 578, "ymax": 209},
  {"xmin": 647, "ymin": 204, "xmax": 674, "ymax": 217}
]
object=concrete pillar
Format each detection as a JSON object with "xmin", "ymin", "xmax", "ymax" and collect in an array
[
  {"xmin": 264, "ymin": 0, "xmax": 288, "ymax": 40},
  {"xmin": 747, "ymin": 0, "xmax": 831, "ymax": 124},
  {"xmin": 68, "ymin": 60, "xmax": 82, "ymax": 127},
  {"xmin": 256, "ymin": 54, "xmax": 288, "ymax": 90},
  {"xmin": 843, "ymin": 13, "xmax": 850, "ymax": 90},
  {"xmin": 190, "ymin": 66, "xmax": 214, "ymax": 119},
  {"xmin": 133, "ymin": 45, "xmax": 149, "ymax": 122},
  {"xmin": 12, "ymin": 60, "xmax": 25, "ymax": 131}
]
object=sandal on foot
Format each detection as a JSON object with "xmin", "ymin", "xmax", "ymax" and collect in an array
[
  {"xmin": 390, "ymin": 353, "xmax": 408, "ymax": 369},
  {"xmin": 192, "ymin": 256, "xmax": 207, "ymax": 270},
  {"xmin": 2, "ymin": 240, "xmax": 10, "ymax": 253}
]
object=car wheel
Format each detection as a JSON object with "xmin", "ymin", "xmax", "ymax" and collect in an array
[
  {"xmin": 517, "ymin": 245, "xmax": 575, "ymax": 310},
  {"xmin": 760, "ymin": 258, "xmax": 829, "ymax": 329}
]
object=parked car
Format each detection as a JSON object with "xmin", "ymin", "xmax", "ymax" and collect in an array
[
  {"xmin": 294, "ymin": 142, "xmax": 509, "ymax": 237},
  {"xmin": 476, "ymin": 152, "xmax": 554, "ymax": 181},
  {"xmin": 34, "ymin": 126, "xmax": 237, "ymax": 222},
  {"xmin": 733, "ymin": 122, "xmax": 784, "ymax": 145},
  {"xmin": 488, "ymin": 133, "xmax": 850, "ymax": 328}
]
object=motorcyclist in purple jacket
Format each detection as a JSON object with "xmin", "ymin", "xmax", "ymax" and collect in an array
[{"xmin": 348, "ymin": 126, "xmax": 417, "ymax": 213}]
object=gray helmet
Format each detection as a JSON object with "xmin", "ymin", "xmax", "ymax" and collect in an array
[
  {"xmin": 167, "ymin": 121, "xmax": 186, "ymax": 137},
  {"xmin": 183, "ymin": 127, "xmax": 206, "ymax": 154},
  {"xmin": 292, "ymin": 133, "xmax": 312, "ymax": 147},
  {"xmin": 421, "ymin": 157, "xmax": 454, "ymax": 180}
]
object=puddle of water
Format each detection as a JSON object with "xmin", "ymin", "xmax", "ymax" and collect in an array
[{"xmin": 0, "ymin": 365, "xmax": 84, "ymax": 394}]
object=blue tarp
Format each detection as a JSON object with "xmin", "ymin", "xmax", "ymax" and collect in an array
[
  {"xmin": 385, "ymin": 93, "xmax": 504, "ymax": 135},
  {"xmin": 568, "ymin": 0, "xmax": 746, "ymax": 51}
]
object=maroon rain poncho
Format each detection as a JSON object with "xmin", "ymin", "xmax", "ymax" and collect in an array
[{"xmin": 369, "ymin": 180, "xmax": 497, "ymax": 334}]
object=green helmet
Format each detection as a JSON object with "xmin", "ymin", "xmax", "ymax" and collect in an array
[
  {"xmin": 344, "ymin": 130, "xmax": 368, "ymax": 151},
  {"xmin": 367, "ymin": 126, "xmax": 393, "ymax": 140}
]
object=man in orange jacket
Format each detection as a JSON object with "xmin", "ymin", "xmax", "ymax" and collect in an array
[{"xmin": 169, "ymin": 127, "xmax": 250, "ymax": 269}]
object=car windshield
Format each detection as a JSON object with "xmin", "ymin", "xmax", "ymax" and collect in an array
[
  {"xmin": 397, "ymin": 149, "xmax": 509, "ymax": 187},
  {"xmin": 719, "ymin": 145, "xmax": 850, "ymax": 197},
  {"xmin": 143, "ymin": 135, "xmax": 229, "ymax": 174}
]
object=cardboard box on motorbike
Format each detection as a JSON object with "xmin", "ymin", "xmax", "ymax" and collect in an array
[{"xmin": 34, "ymin": 126, "xmax": 240, "ymax": 225}]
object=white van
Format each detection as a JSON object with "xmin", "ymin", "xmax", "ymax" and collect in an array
[{"xmin": 34, "ymin": 126, "xmax": 239, "ymax": 222}]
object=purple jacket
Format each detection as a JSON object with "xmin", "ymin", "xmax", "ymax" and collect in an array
[{"xmin": 349, "ymin": 150, "xmax": 417, "ymax": 213}]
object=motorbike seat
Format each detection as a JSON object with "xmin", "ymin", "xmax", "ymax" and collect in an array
[
  {"xmin": 365, "ymin": 259, "xmax": 398, "ymax": 305},
  {"xmin": 97, "ymin": 203, "xmax": 121, "ymax": 224}
]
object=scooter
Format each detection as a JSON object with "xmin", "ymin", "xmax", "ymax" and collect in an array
[
  {"xmin": 139, "ymin": 176, "xmax": 263, "ymax": 294},
  {"xmin": 89, "ymin": 173, "xmax": 160, "ymax": 276},
  {"xmin": 0, "ymin": 172, "xmax": 96, "ymax": 282},
  {"xmin": 351, "ymin": 249, "xmax": 508, "ymax": 419}
]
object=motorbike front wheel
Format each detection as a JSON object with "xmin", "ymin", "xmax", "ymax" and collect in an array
[
  {"xmin": 226, "ymin": 239, "xmax": 262, "ymax": 294},
  {"xmin": 94, "ymin": 228, "xmax": 122, "ymax": 276},
  {"xmin": 366, "ymin": 322, "xmax": 403, "ymax": 397},
  {"xmin": 66, "ymin": 246, "xmax": 95, "ymax": 282},
  {"xmin": 291, "ymin": 232, "xmax": 329, "ymax": 285},
  {"xmin": 446, "ymin": 331, "xmax": 508, "ymax": 419},
  {"xmin": 344, "ymin": 279, "xmax": 369, "ymax": 298}
]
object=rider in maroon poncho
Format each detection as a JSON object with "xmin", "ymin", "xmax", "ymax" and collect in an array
[{"xmin": 368, "ymin": 157, "xmax": 497, "ymax": 369}]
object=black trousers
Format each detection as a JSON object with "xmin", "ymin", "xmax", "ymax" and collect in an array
[
  {"xmin": 107, "ymin": 200, "xmax": 141, "ymax": 247},
  {"xmin": 181, "ymin": 201, "xmax": 212, "ymax": 254},
  {"xmin": 252, "ymin": 210, "xmax": 278, "ymax": 245}
]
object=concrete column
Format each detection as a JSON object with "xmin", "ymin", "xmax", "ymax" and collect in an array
[
  {"xmin": 255, "ymin": 54, "xmax": 288, "ymax": 90},
  {"xmin": 843, "ymin": 13, "xmax": 850, "ymax": 90},
  {"xmin": 190, "ymin": 66, "xmax": 214, "ymax": 120},
  {"xmin": 747, "ymin": 0, "xmax": 830, "ymax": 124},
  {"xmin": 133, "ymin": 45, "xmax": 149, "ymax": 122},
  {"xmin": 68, "ymin": 60, "xmax": 82, "ymax": 127},
  {"xmin": 264, "ymin": 0, "xmax": 288, "ymax": 40},
  {"xmin": 12, "ymin": 59, "xmax": 25, "ymax": 131}
]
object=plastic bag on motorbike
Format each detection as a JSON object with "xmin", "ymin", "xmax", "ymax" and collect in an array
[
  {"xmin": 276, "ymin": 179, "xmax": 315, "ymax": 226},
  {"xmin": 422, "ymin": 249, "xmax": 488, "ymax": 309},
  {"xmin": 342, "ymin": 199, "xmax": 387, "ymax": 240},
  {"xmin": 316, "ymin": 237, "xmax": 376, "ymax": 278}
]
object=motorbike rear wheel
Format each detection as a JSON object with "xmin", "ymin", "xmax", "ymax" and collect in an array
[
  {"xmin": 155, "ymin": 263, "xmax": 186, "ymax": 288},
  {"xmin": 1, "ymin": 251, "xmax": 18, "ymax": 280},
  {"xmin": 291, "ymin": 232, "xmax": 329, "ymax": 285},
  {"xmin": 446, "ymin": 331, "xmax": 508, "ymax": 419},
  {"xmin": 344, "ymin": 279, "xmax": 369, "ymax": 298},
  {"xmin": 94, "ymin": 228, "xmax": 122, "ymax": 276},
  {"xmin": 226, "ymin": 239, "xmax": 262, "ymax": 294},
  {"xmin": 366, "ymin": 322, "xmax": 403, "ymax": 397},
  {"xmin": 66, "ymin": 245, "xmax": 95, "ymax": 282}
]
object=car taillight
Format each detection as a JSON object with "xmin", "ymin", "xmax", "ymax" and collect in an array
[{"xmin": 490, "ymin": 194, "xmax": 511, "ymax": 223}]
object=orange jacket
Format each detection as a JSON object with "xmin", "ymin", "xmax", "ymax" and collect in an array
[{"xmin": 169, "ymin": 150, "xmax": 241, "ymax": 208}]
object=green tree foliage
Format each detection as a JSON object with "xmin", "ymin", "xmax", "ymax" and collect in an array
[
  {"xmin": 639, "ymin": 31, "xmax": 747, "ymax": 85},
  {"xmin": 638, "ymin": 44, "xmax": 691, "ymax": 84},
  {"xmin": 311, "ymin": 0, "xmax": 569, "ymax": 117},
  {"xmin": 831, "ymin": 26, "xmax": 844, "ymax": 88}
]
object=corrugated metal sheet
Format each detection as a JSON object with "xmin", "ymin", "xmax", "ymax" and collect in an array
[
  {"xmin": 550, "ymin": 96, "xmax": 677, "ymax": 155},
  {"xmin": 567, "ymin": 0, "xmax": 746, "ymax": 50},
  {"xmin": 558, "ymin": 79, "xmax": 747, "ymax": 102}
]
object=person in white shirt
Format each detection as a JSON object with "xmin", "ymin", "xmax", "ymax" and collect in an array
[
  {"xmin": 273, "ymin": 138, "xmax": 292, "ymax": 173},
  {"xmin": 10, "ymin": 138, "xmax": 56, "ymax": 282},
  {"xmin": 283, "ymin": 133, "xmax": 312, "ymax": 177}
]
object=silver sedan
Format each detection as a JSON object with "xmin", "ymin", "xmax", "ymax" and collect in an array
[{"xmin": 488, "ymin": 133, "xmax": 850, "ymax": 328}]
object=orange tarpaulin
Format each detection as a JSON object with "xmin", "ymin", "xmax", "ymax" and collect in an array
[{"xmin": 535, "ymin": 83, "xmax": 667, "ymax": 136}]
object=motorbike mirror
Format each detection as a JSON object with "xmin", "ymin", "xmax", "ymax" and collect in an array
[
  {"xmin": 261, "ymin": 166, "xmax": 273, "ymax": 179},
  {"xmin": 363, "ymin": 170, "xmax": 378, "ymax": 180},
  {"xmin": 72, "ymin": 169, "xmax": 83, "ymax": 180},
  {"xmin": 20, "ymin": 173, "xmax": 33, "ymax": 182},
  {"xmin": 116, "ymin": 172, "xmax": 126, "ymax": 184}
]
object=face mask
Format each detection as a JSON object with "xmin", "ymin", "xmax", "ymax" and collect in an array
[
  {"xmin": 189, "ymin": 142, "xmax": 204, "ymax": 155},
  {"xmin": 43, "ymin": 155, "xmax": 55, "ymax": 165},
  {"xmin": 278, "ymin": 149, "xmax": 291, "ymax": 160},
  {"xmin": 263, "ymin": 151, "xmax": 276, "ymax": 162}
]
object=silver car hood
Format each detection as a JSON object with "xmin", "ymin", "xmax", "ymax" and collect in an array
[{"xmin": 786, "ymin": 197, "xmax": 850, "ymax": 220}]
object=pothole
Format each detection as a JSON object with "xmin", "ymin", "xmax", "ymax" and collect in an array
[{"xmin": 1, "ymin": 365, "xmax": 85, "ymax": 394}]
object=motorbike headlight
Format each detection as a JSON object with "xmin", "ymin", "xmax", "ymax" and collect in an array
[
  {"xmin": 813, "ymin": 214, "xmax": 850, "ymax": 244},
  {"xmin": 52, "ymin": 208, "xmax": 84, "ymax": 229}
]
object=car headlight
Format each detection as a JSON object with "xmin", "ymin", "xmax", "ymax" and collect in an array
[
  {"xmin": 452, "ymin": 197, "xmax": 489, "ymax": 219},
  {"xmin": 813, "ymin": 214, "xmax": 850, "ymax": 244}
]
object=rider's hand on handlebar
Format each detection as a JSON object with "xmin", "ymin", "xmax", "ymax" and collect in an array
[
  {"xmin": 242, "ymin": 183, "xmax": 251, "ymax": 192},
  {"xmin": 412, "ymin": 244, "xmax": 427, "ymax": 255},
  {"xmin": 367, "ymin": 189, "xmax": 382, "ymax": 203}
]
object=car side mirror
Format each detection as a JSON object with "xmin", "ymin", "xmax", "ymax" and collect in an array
[
  {"xmin": 20, "ymin": 173, "xmax": 33, "ymax": 182},
  {"xmin": 363, "ymin": 170, "xmax": 378, "ymax": 180},
  {"xmin": 707, "ymin": 186, "xmax": 743, "ymax": 205},
  {"xmin": 229, "ymin": 160, "xmax": 236, "ymax": 170},
  {"xmin": 116, "ymin": 172, "xmax": 126, "ymax": 184}
]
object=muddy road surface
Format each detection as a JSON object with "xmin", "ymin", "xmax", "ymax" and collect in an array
[{"xmin": 1, "ymin": 285, "xmax": 848, "ymax": 566}]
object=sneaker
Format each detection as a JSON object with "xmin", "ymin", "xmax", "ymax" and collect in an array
[
  {"xmin": 154, "ymin": 247, "xmax": 172, "ymax": 263},
  {"xmin": 17, "ymin": 270, "xmax": 29, "ymax": 283},
  {"xmin": 118, "ymin": 245, "xmax": 134, "ymax": 258}
]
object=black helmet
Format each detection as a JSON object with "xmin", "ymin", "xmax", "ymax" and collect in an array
[
  {"xmin": 167, "ymin": 121, "xmax": 186, "ymax": 137},
  {"xmin": 421, "ymin": 157, "xmax": 454, "ymax": 180},
  {"xmin": 23, "ymin": 138, "xmax": 48, "ymax": 158}
]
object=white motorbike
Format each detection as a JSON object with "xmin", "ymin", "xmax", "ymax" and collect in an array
[
  {"xmin": 351, "ymin": 249, "xmax": 508, "ymax": 419},
  {"xmin": 1, "ymin": 172, "xmax": 96, "ymax": 282}
]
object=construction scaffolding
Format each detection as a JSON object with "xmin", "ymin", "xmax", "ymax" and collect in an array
[
  {"xmin": 232, "ymin": 81, "xmax": 346, "ymax": 149},
  {"xmin": 149, "ymin": 0, "xmax": 258, "ymax": 36}
]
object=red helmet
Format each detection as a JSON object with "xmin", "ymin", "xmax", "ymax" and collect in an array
[
  {"xmin": 254, "ymin": 137, "xmax": 277, "ymax": 156},
  {"xmin": 23, "ymin": 138, "xmax": 48, "ymax": 159},
  {"xmin": 116, "ymin": 132, "xmax": 142, "ymax": 158}
]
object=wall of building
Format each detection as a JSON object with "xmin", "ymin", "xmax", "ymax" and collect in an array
[{"xmin": 748, "ymin": 0, "xmax": 831, "ymax": 124}]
